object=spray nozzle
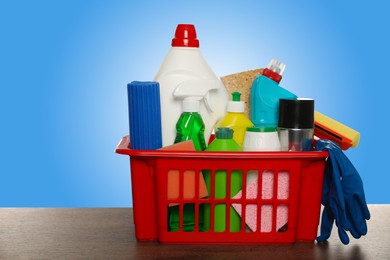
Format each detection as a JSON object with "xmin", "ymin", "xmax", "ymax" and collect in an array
[{"xmin": 173, "ymin": 79, "xmax": 220, "ymax": 112}]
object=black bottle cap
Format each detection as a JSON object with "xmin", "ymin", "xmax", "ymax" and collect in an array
[{"xmin": 278, "ymin": 99, "xmax": 314, "ymax": 129}]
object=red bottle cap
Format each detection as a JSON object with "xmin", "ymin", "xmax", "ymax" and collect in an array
[
  {"xmin": 262, "ymin": 68, "xmax": 282, "ymax": 83},
  {"xmin": 171, "ymin": 24, "xmax": 199, "ymax": 48}
]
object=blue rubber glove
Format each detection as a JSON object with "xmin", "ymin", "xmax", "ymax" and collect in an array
[
  {"xmin": 316, "ymin": 140, "xmax": 370, "ymax": 245},
  {"xmin": 316, "ymin": 140, "xmax": 351, "ymax": 244}
]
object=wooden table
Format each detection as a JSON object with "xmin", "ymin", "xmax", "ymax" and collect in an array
[{"xmin": 0, "ymin": 205, "xmax": 389, "ymax": 259}]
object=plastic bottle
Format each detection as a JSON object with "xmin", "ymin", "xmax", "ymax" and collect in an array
[
  {"xmin": 243, "ymin": 126, "xmax": 281, "ymax": 152},
  {"xmin": 173, "ymin": 82, "xmax": 217, "ymax": 151},
  {"xmin": 174, "ymin": 102, "xmax": 206, "ymax": 151},
  {"xmin": 215, "ymin": 92, "xmax": 253, "ymax": 147},
  {"xmin": 242, "ymin": 126, "xmax": 286, "ymax": 233},
  {"xmin": 243, "ymin": 126, "xmax": 281, "ymax": 186},
  {"xmin": 154, "ymin": 24, "xmax": 228, "ymax": 147},
  {"xmin": 203, "ymin": 128, "xmax": 242, "ymax": 232},
  {"xmin": 250, "ymin": 58, "xmax": 297, "ymax": 128},
  {"xmin": 168, "ymin": 86, "xmax": 209, "ymax": 232}
]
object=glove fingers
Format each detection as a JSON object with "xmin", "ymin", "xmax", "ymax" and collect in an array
[
  {"xmin": 356, "ymin": 193, "xmax": 371, "ymax": 220},
  {"xmin": 332, "ymin": 206, "xmax": 351, "ymax": 244},
  {"xmin": 317, "ymin": 207, "xmax": 334, "ymax": 242},
  {"xmin": 337, "ymin": 223, "xmax": 350, "ymax": 245},
  {"xmin": 350, "ymin": 221, "xmax": 364, "ymax": 239},
  {"xmin": 345, "ymin": 204, "xmax": 364, "ymax": 239},
  {"xmin": 363, "ymin": 204, "xmax": 371, "ymax": 220},
  {"xmin": 348, "ymin": 197, "xmax": 369, "ymax": 237}
]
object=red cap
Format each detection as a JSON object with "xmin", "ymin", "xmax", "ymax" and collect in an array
[
  {"xmin": 262, "ymin": 68, "xmax": 282, "ymax": 83},
  {"xmin": 171, "ymin": 24, "xmax": 199, "ymax": 48}
]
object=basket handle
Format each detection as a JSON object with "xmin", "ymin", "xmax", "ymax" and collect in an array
[{"xmin": 115, "ymin": 135, "xmax": 130, "ymax": 154}]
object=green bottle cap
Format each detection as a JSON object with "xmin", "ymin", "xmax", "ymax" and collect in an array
[
  {"xmin": 232, "ymin": 92, "xmax": 241, "ymax": 101},
  {"xmin": 216, "ymin": 127, "xmax": 234, "ymax": 139},
  {"xmin": 246, "ymin": 126, "xmax": 277, "ymax": 132}
]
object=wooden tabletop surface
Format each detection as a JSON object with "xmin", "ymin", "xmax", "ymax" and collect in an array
[{"xmin": 0, "ymin": 205, "xmax": 389, "ymax": 259}]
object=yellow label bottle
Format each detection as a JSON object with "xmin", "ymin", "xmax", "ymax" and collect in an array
[{"xmin": 215, "ymin": 92, "xmax": 253, "ymax": 146}]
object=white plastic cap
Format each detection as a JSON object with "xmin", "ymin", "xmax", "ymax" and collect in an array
[
  {"xmin": 182, "ymin": 99, "xmax": 200, "ymax": 112},
  {"xmin": 227, "ymin": 101, "xmax": 244, "ymax": 112},
  {"xmin": 267, "ymin": 58, "xmax": 286, "ymax": 76},
  {"xmin": 227, "ymin": 91, "xmax": 245, "ymax": 112}
]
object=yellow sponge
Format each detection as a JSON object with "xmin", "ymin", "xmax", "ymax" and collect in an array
[{"xmin": 314, "ymin": 111, "xmax": 360, "ymax": 150}]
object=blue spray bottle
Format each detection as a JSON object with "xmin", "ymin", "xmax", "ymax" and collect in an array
[{"xmin": 250, "ymin": 59, "xmax": 297, "ymax": 127}]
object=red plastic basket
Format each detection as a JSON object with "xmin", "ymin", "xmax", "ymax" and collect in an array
[{"xmin": 116, "ymin": 135, "xmax": 327, "ymax": 244}]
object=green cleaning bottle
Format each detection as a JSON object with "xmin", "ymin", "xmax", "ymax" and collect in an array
[
  {"xmin": 204, "ymin": 127, "xmax": 242, "ymax": 232},
  {"xmin": 174, "ymin": 99, "xmax": 206, "ymax": 151},
  {"xmin": 169, "ymin": 98, "xmax": 207, "ymax": 232},
  {"xmin": 168, "ymin": 81, "xmax": 218, "ymax": 232}
]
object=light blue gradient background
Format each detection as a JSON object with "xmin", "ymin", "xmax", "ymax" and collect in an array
[{"xmin": 1, "ymin": 1, "xmax": 388, "ymax": 206}]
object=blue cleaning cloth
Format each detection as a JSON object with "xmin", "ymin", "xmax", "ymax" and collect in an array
[{"xmin": 315, "ymin": 140, "xmax": 370, "ymax": 245}]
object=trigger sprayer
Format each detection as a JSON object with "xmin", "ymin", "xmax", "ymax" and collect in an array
[{"xmin": 173, "ymin": 81, "xmax": 217, "ymax": 151}]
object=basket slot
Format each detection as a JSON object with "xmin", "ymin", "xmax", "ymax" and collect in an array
[{"xmin": 167, "ymin": 168, "xmax": 208, "ymax": 232}]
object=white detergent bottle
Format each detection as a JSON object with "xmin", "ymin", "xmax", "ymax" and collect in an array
[{"xmin": 154, "ymin": 24, "xmax": 228, "ymax": 147}]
